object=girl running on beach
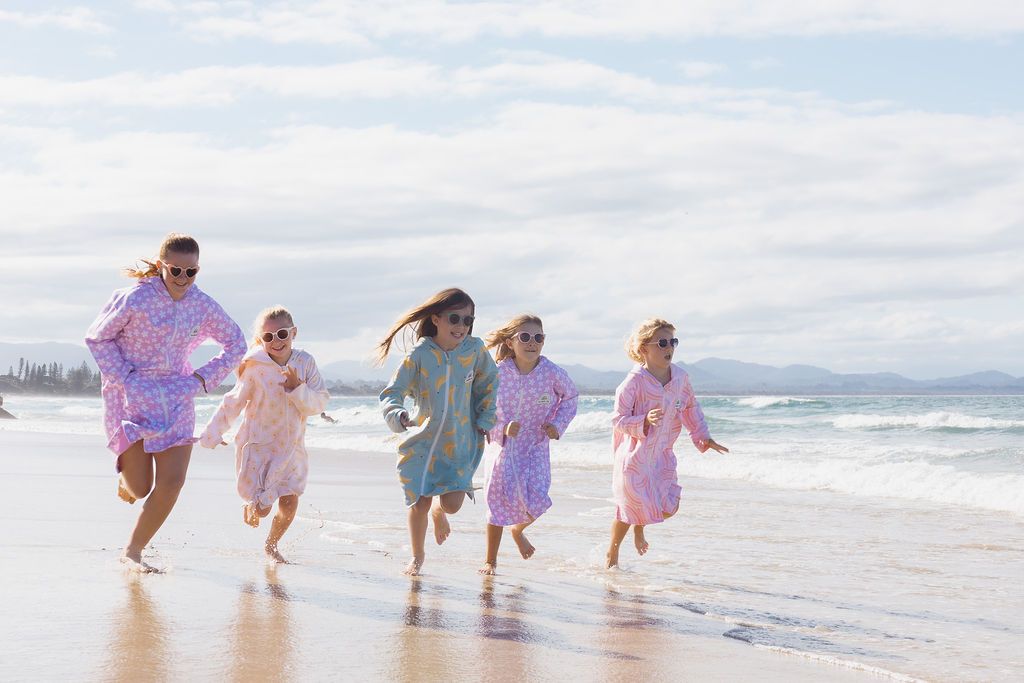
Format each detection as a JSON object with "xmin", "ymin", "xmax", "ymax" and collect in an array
[
  {"xmin": 478, "ymin": 315, "xmax": 578, "ymax": 575},
  {"xmin": 200, "ymin": 306, "xmax": 330, "ymax": 563},
  {"xmin": 606, "ymin": 318, "xmax": 729, "ymax": 569},
  {"xmin": 85, "ymin": 233, "xmax": 246, "ymax": 572},
  {"xmin": 376, "ymin": 288, "xmax": 499, "ymax": 576}
]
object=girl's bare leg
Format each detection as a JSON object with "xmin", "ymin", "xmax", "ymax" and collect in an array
[
  {"xmin": 431, "ymin": 490, "xmax": 466, "ymax": 545},
  {"xmin": 123, "ymin": 444, "xmax": 192, "ymax": 572},
  {"xmin": 406, "ymin": 496, "xmax": 432, "ymax": 576},
  {"xmin": 510, "ymin": 517, "xmax": 536, "ymax": 560},
  {"xmin": 118, "ymin": 440, "xmax": 154, "ymax": 502},
  {"xmin": 606, "ymin": 519, "xmax": 631, "ymax": 568},
  {"xmin": 265, "ymin": 495, "xmax": 298, "ymax": 563},
  {"xmin": 479, "ymin": 524, "xmax": 503, "ymax": 575}
]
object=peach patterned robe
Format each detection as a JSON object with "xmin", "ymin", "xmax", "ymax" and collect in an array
[
  {"xmin": 200, "ymin": 347, "xmax": 329, "ymax": 509},
  {"xmin": 611, "ymin": 364, "xmax": 712, "ymax": 525}
]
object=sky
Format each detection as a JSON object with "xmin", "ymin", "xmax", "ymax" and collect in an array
[{"xmin": 1, "ymin": 1, "xmax": 1022, "ymax": 378}]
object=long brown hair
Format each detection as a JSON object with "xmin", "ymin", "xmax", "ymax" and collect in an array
[
  {"xmin": 123, "ymin": 233, "xmax": 200, "ymax": 279},
  {"xmin": 374, "ymin": 288, "xmax": 475, "ymax": 366},
  {"xmin": 485, "ymin": 314, "xmax": 543, "ymax": 362}
]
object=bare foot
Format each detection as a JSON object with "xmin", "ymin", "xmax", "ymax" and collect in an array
[
  {"xmin": 606, "ymin": 546, "xmax": 620, "ymax": 569},
  {"xmin": 634, "ymin": 526, "xmax": 649, "ymax": 556},
  {"xmin": 403, "ymin": 556, "xmax": 424, "ymax": 576},
  {"xmin": 243, "ymin": 504, "xmax": 260, "ymax": 528},
  {"xmin": 117, "ymin": 476, "xmax": 136, "ymax": 504},
  {"xmin": 121, "ymin": 548, "xmax": 160, "ymax": 574},
  {"xmin": 510, "ymin": 526, "xmax": 535, "ymax": 559},
  {"xmin": 431, "ymin": 507, "xmax": 451, "ymax": 545},
  {"xmin": 478, "ymin": 561, "xmax": 497, "ymax": 575},
  {"xmin": 265, "ymin": 543, "xmax": 289, "ymax": 564}
]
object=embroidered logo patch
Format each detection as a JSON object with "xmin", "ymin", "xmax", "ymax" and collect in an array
[
  {"xmin": 464, "ymin": 370, "xmax": 475, "ymax": 384},
  {"xmin": 189, "ymin": 325, "xmax": 200, "ymax": 338},
  {"xmin": 537, "ymin": 393, "xmax": 552, "ymax": 406},
  {"xmin": 674, "ymin": 398, "xmax": 683, "ymax": 408}
]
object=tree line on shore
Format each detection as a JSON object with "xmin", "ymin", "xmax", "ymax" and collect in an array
[{"xmin": 2, "ymin": 358, "xmax": 101, "ymax": 395}]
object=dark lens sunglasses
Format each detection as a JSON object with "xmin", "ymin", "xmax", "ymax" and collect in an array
[
  {"xmin": 166, "ymin": 264, "xmax": 199, "ymax": 279},
  {"xmin": 447, "ymin": 313, "xmax": 475, "ymax": 327},
  {"xmin": 260, "ymin": 327, "xmax": 296, "ymax": 343},
  {"xmin": 647, "ymin": 338, "xmax": 679, "ymax": 348},
  {"xmin": 515, "ymin": 332, "xmax": 545, "ymax": 344}
]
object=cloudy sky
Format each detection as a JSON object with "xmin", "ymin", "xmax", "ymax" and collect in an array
[{"xmin": 1, "ymin": 1, "xmax": 1022, "ymax": 378}]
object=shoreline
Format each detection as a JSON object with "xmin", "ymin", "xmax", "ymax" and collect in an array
[{"xmin": 1, "ymin": 430, "xmax": 902, "ymax": 681}]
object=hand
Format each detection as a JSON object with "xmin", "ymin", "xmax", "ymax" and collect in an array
[
  {"xmin": 280, "ymin": 365, "xmax": 301, "ymax": 392},
  {"xmin": 504, "ymin": 421, "xmax": 521, "ymax": 437},
  {"xmin": 400, "ymin": 412, "xmax": 412, "ymax": 428},
  {"xmin": 479, "ymin": 427, "xmax": 490, "ymax": 444},
  {"xmin": 542, "ymin": 423, "xmax": 559, "ymax": 440},
  {"xmin": 645, "ymin": 408, "xmax": 664, "ymax": 428},
  {"xmin": 705, "ymin": 438, "xmax": 729, "ymax": 454}
]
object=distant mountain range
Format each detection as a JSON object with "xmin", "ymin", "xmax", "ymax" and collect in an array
[{"xmin": 2, "ymin": 342, "xmax": 1022, "ymax": 394}]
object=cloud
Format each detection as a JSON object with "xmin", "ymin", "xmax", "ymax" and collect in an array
[
  {"xmin": 678, "ymin": 61, "xmax": 727, "ymax": 79},
  {"xmin": 2, "ymin": 85, "xmax": 1022, "ymax": 374},
  {"xmin": 135, "ymin": 1, "xmax": 1024, "ymax": 44},
  {"xmin": 0, "ymin": 7, "xmax": 110, "ymax": 33}
]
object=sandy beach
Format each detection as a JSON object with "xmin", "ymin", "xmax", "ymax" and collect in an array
[{"xmin": 0, "ymin": 430, "xmax": 895, "ymax": 682}]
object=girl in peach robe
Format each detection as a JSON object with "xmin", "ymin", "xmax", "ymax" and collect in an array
[{"xmin": 201, "ymin": 306, "xmax": 329, "ymax": 563}]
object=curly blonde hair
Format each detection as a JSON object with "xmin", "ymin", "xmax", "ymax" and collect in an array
[
  {"xmin": 625, "ymin": 318, "xmax": 675, "ymax": 363},
  {"xmin": 485, "ymin": 314, "xmax": 543, "ymax": 362}
]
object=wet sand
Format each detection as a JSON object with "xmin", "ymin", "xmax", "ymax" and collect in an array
[{"xmin": 1, "ymin": 431, "xmax": 882, "ymax": 681}]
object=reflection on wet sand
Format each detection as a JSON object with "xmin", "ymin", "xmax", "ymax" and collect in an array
[
  {"xmin": 102, "ymin": 577, "xmax": 171, "ymax": 682},
  {"xmin": 228, "ymin": 566, "xmax": 295, "ymax": 682},
  {"xmin": 476, "ymin": 578, "xmax": 536, "ymax": 680},
  {"xmin": 387, "ymin": 580, "xmax": 460, "ymax": 682}
]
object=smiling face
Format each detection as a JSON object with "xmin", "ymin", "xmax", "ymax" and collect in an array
[
  {"xmin": 157, "ymin": 250, "xmax": 200, "ymax": 301},
  {"xmin": 507, "ymin": 321, "xmax": 545, "ymax": 363},
  {"xmin": 260, "ymin": 316, "xmax": 296, "ymax": 365},
  {"xmin": 431, "ymin": 304, "xmax": 474, "ymax": 351},
  {"xmin": 640, "ymin": 326, "xmax": 676, "ymax": 372}
]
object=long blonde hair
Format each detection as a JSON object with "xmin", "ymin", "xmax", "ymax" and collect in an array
[
  {"xmin": 625, "ymin": 318, "xmax": 674, "ymax": 363},
  {"xmin": 123, "ymin": 233, "xmax": 200, "ymax": 279},
  {"xmin": 374, "ymin": 288, "xmax": 475, "ymax": 366},
  {"xmin": 485, "ymin": 314, "xmax": 543, "ymax": 362},
  {"xmin": 251, "ymin": 306, "xmax": 294, "ymax": 347}
]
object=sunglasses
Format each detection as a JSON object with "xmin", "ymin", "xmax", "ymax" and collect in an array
[
  {"xmin": 164, "ymin": 263, "xmax": 199, "ymax": 279},
  {"xmin": 260, "ymin": 327, "xmax": 296, "ymax": 343},
  {"xmin": 647, "ymin": 338, "xmax": 679, "ymax": 348},
  {"xmin": 514, "ymin": 332, "xmax": 545, "ymax": 344},
  {"xmin": 446, "ymin": 313, "xmax": 475, "ymax": 327}
]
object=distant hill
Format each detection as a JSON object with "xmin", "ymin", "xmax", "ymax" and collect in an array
[{"xmin": 2, "ymin": 342, "xmax": 1022, "ymax": 394}]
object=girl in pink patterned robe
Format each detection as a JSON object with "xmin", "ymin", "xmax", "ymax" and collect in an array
[
  {"xmin": 85, "ymin": 233, "xmax": 246, "ymax": 572},
  {"xmin": 479, "ymin": 315, "xmax": 578, "ymax": 574},
  {"xmin": 606, "ymin": 318, "xmax": 729, "ymax": 569}
]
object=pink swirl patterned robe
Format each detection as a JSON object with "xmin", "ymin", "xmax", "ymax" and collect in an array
[
  {"xmin": 612, "ymin": 364, "xmax": 712, "ymax": 525},
  {"xmin": 200, "ymin": 347, "xmax": 329, "ymax": 510},
  {"xmin": 85, "ymin": 277, "xmax": 246, "ymax": 466},
  {"xmin": 485, "ymin": 357, "xmax": 578, "ymax": 526}
]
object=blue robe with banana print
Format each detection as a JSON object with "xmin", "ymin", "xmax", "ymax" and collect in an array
[{"xmin": 380, "ymin": 336, "xmax": 499, "ymax": 506}]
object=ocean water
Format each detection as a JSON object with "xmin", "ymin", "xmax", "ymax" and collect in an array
[{"xmin": 3, "ymin": 393, "xmax": 1023, "ymax": 680}]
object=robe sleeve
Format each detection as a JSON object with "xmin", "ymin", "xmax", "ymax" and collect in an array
[
  {"xmin": 680, "ymin": 374, "xmax": 711, "ymax": 452},
  {"xmin": 548, "ymin": 365, "xmax": 579, "ymax": 437},
  {"xmin": 611, "ymin": 375, "xmax": 647, "ymax": 440},
  {"xmin": 471, "ymin": 344, "xmax": 499, "ymax": 433},
  {"xmin": 194, "ymin": 300, "xmax": 246, "ymax": 391},
  {"xmin": 381, "ymin": 354, "xmax": 416, "ymax": 433},
  {"xmin": 286, "ymin": 356, "xmax": 331, "ymax": 417},
  {"xmin": 84, "ymin": 288, "xmax": 135, "ymax": 388}
]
